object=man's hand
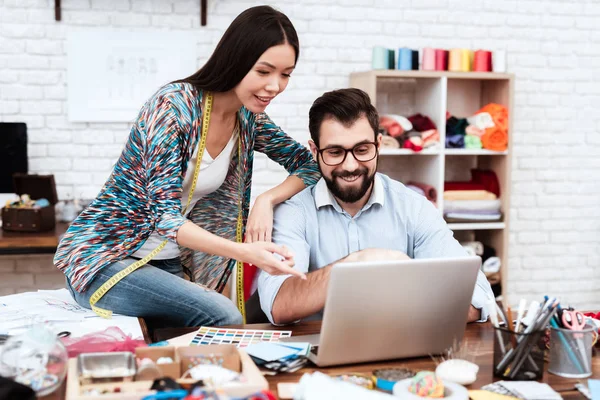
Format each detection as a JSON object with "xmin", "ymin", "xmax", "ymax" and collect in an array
[
  {"xmin": 344, "ymin": 248, "xmax": 410, "ymax": 263},
  {"xmin": 467, "ymin": 305, "xmax": 481, "ymax": 322}
]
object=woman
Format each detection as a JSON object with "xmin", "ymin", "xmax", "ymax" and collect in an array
[{"xmin": 54, "ymin": 6, "xmax": 320, "ymax": 328}]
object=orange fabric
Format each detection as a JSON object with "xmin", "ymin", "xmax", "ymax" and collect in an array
[{"xmin": 476, "ymin": 103, "xmax": 508, "ymax": 151}]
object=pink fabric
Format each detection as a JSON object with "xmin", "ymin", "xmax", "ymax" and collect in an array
[{"xmin": 60, "ymin": 327, "xmax": 147, "ymax": 358}]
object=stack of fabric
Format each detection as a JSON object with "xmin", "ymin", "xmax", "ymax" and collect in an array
[
  {"xmin": 406, "ymin": 181, "xmax": 437, "ymax": 207},
  {"xmin": 445, "ymin": 103, "xmax": 509, "ymax": 151},
  {"xmin": 379, "ymin": 113, "xmax": 440, "ymax": 151},
  {"xmin": 444, "ymin": 169, "xmax": 502, "ymax": 222}
]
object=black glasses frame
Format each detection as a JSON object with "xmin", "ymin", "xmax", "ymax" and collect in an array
[{"xmin": 316, "ymin": 142, "xmax": 378, "ymax": 166}]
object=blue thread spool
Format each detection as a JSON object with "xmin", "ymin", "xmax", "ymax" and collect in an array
[
  {"xmin": 397, "ymin": 48, "xmax": 413, "ymax": 70},
  {"xmin": 372, "ymin": 47, "xmax": 390, "ymax": 69}
]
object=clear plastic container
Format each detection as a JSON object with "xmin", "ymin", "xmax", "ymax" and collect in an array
[
  {"xmin": 548, "ymin": 324, "xmax": 594, "ymax": 378},
  {"xmin": 0, "ymin": 325, "xmax": 68, "ymax": 396}
]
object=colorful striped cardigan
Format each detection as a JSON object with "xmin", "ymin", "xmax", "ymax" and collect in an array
[{"xmin": 54, "ymin": 83, "xmax": 321, "ymax": 293}]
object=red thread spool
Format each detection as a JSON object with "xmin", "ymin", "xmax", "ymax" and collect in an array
[
  {"xmin": 435, "ymin": 49, "xmax": 448, "ymax": 71},
  {"xmin": 473, "ymin": 50, "xmax": 492, "ymax": 72}
]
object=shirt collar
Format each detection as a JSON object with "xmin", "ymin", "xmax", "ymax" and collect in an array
[{"xmin": 314, "ymin": 173, "xmax": 385, "ymax": 213}]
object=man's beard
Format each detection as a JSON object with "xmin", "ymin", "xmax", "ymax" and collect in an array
[{"xmin": 322, "ymin": 166, "xmax": 375, "ymax": 203}]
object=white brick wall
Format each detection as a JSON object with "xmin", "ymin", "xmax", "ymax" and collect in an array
[{"xmin": 1, "ymin": 0, "xmax": 599, "ymax": 310}]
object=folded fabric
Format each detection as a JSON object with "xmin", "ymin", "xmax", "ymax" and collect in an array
[
  {"xmin": 445, "ymin": 134, "xmax": 465, "ymax": 148},
  {"xmin": 421, "ymin": 129, "xmax": 440, "ymax": 147},
  {"xmin": 408, "ymin": 181, "xmax": 437, "ymax": 202},
  {"xmin": 379, "ymin": 116, "xmax": 404, "ymax": 137},
  {"xmin": 408, "ymin": 113, "xmax": 437, "ymax": 131},
  {"xmin": 471, "ymin": 169, "xmax": 501, "ymax": 198},
  {"xmin": 381, "ymin": 135, "xmax": 400, "ymax": 149},
  {"xmin": 465, "ymin": 125, "xmax": 485, "ymax": 137},
  {"xmin": 461, "ymin": 241, "xmax": 484, "ymax": 256},
  {"xmin": 476, "ymin": 103, "xmax": 509, "ymax": 151},
  {"xmin": 482, "ymin": 256, "xmax": 501, "ymax": 273},
  {"xmin": 446, "ymin": 116, "xmax": 469, "ymax": 136},
  {"xmin": 444, "ymin": 199, "xmax": 502, "ymax": 213},
  {"xmin": 379, "ymin": 114, "xmax": 413, "ymax": 138},
  {"xmin": 444, "ymin": 212, "xmax": 502, "ymax": 221},
  {"xmin": 444, "ymin": 182, "xmax": 487, "ymax": 192},
  {"xmin": 464, "ymin": 134, "xmax": 482, "ymax": 149},
  {"xmin": 481, "ymin": 128, "xmax": 508, "ymax": 151},
  {"xmin": 406, "ymin": 185, "xmax": 426, "ymax": 197},
  {"xmin": 444, "ymin": 190, "xmax": 497, "ymax": 201},
  {"xmin": 467, "ymin": 112, "xmax": 495, "ymax": 130}
]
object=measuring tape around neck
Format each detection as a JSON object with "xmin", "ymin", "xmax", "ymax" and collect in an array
[{"xmin": 90, "ymin": 92, "xmax": 246, "ymax": 322}]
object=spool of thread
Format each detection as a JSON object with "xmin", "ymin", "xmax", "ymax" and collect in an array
[
  {"xmin": 492, "ymin": 50, "xmax": 506, "ymax": 72},
  {"xmin": 397, "ymin": 47, "xmax": 413, "ymax": 70},
  {"xmin": 388, "ymin": 49, "xmax": 395, "ymax": 69},
  {"xmin": 448, "ymin": 49, "xmax": 462, "ymax": 71},
  {"xmin": 422, "ymin": 48, "xmax": 436, "ymax": 70},
  {"xmin": 473, "ymin": 50, "xmax": 492, "ymax": 72},
  {"xmin": 372, "ymin": 47, "xmax": 389, "ymax": 69},
  {"xmin": 460, "ymin": 49, "xmax": 471, "ymax": 71},
  {"xmin": 434, "ymin": 49, "xmax": 448, "ymax": 71},
  {"xmin": 412, "ymin": 50, "xmax": 419, "ymax": 70}
]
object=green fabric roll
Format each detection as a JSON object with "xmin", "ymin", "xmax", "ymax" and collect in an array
[{"xmin": 464, "ymin": 134, "xmax": 482, "ymax": 149}]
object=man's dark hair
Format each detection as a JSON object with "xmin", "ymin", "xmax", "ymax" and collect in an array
[{"xmin": 308, "ymin": 88, "xmax": 379, "ymax": 147}]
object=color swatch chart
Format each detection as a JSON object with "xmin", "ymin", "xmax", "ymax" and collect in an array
[{"xmin": 190, "ymin": 326, "xmax": 292, "ymax": 348}]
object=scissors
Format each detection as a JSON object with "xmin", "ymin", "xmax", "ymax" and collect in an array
[{"xmin": 561, "ymin": 310, "xmax": 585, "ymax": 331}]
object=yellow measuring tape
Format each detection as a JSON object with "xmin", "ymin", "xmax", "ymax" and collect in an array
[{"xmin": 91, "ymin": 92, "xmax": 246, "ymax": 322}]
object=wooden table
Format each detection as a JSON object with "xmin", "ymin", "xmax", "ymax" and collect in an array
[
  {"xmin": 41, "ymin": 321, "xmax": 599, "ymax": 399},
  {"xmin": 154, "ymin": 321, "xmax": 597, "ymax": 399},
  {"xmin": 0, "ymin": 222, "xmax": 69, "ymax": 255}
]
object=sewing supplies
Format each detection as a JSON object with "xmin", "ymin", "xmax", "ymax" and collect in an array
[
  {"xmin": 136, "ymin": 358, "xmax": 162, "ymax": 382},
  {"xmin": 407, "ymin": 371, "xmax": 445, "ymax": 398},
  {"xmin": 493, "ymin": 297, "xmax": 558, "ymax": 380},
  {"xmin": 190, "ymin": 327, "xmax": 291, "ymax": 348},
  {"xmin": 77, "ymin": 352, "xmax": 136, "ymax": 384},
  {"xmin": 435, "ymin": 359, "xmax": 479, "ymax": 385},
  {"xmin": 0, "ymin": 325, "xmax": 68, "ymax": 396},
  {"xmin": 332, "ymin": 373, "xmax": 374, "ymax": 389},
  {"xmin": 373, "ymin": 367, "xmax": 416, "ymax": 391},
  {"xmin": 180, "ymin": 364, "xmax": 241, "ymax": 386}
]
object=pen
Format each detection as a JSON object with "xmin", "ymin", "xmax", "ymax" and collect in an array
[{"xmin": 515, "ymin": 298, "xmax": 526, "ymax": 333}]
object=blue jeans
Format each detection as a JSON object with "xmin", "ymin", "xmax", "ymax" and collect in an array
[{"xmin": 66, "ymin": 257, "xmax": 242, "ymax": 328}]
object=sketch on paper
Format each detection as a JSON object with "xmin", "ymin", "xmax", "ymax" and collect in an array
[{"xmin": 67, "ymin": 30, "xmax": 198, "ymax": 122}]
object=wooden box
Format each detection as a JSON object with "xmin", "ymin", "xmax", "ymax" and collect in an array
[
  {"xmin": 1, "ymin": 174, "xmax": 58, "ymax": 232},
  {"xmin": 65, "ymin": 345, "xmax": 268, "ymax": 400}
]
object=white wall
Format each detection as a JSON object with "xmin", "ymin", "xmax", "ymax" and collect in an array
[{"xmin": 1, "ymin": 0, "xmax": 599, "ymax": 308}]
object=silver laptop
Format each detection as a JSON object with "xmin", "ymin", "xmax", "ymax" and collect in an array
[{"xmin": 281, "ymin": 256, "xmax": 481, "ymax": 367}]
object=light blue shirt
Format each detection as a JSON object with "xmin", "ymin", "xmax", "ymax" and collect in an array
[{"xmin": 257, "ymin": 173, "xmax": 493, "ymax": 324}]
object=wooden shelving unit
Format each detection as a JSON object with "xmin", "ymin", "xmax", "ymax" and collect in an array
[{"xmin": 350, "ymin": 70, "xmax": 514, "ymax": 297}]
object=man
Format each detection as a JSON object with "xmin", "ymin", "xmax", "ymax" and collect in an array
[{"xmin": 257, "ymin": 88, "xmax": 493, "ymax": 325}]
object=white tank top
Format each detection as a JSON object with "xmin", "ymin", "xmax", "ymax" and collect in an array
[{"xmin": 132, "ymin": 130, "xmax": 238, "ymax": 259}]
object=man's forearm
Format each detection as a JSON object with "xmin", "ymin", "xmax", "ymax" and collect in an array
[{"xmin": 271, "ymin": 264, "xmax": 332, "ymax": 324}]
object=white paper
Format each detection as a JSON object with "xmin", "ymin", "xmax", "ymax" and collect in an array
[{"xmin": 0, "ymin": 289, "xmax": 143, "ymax": 339}]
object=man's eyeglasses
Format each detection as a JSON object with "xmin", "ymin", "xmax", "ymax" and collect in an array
[{"xmin": 316, "ymin": 142, "xmax": 378, "ymax": 166}]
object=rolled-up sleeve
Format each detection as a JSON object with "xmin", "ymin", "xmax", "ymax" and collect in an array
[
  {"xmin": 253, "ymin": 112, "xmax": 320, "ymax": 187},
  {"xmin": 143, "ymin": 96, "xmax": 189, "ymax": 242},
  {"xmin": 414, "ymin": 198, "xmax": 494, "ymax": 322},
  {"xmin": 258, "ymin": 199, "xmax": 311, "ymax": 324}
]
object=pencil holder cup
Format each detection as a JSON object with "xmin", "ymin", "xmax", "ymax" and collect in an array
[
  {"xmin": 493, "ymin": 327, "xmax": 545, "ymax": 381},
  {"xmin": 548, "ymin": 324, "xmax": 594, "ymax": 378}
]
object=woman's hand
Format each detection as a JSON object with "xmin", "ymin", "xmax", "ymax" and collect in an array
[
  {"xmin": 246, "ymin": 194, "xmax": 274, "ymax": 243},
  {"xmin": 238, "ymin": 242, "xmax": 306, "ymax": 280}
]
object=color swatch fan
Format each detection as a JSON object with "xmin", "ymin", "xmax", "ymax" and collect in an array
[{"xmin": 190, "ymin": 327, "xmax": 291, "ymax": 348}]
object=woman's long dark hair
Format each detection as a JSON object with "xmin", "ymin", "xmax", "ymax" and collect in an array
[{"xmin": 176, "ymin": 5, "xmax": 299, "ymax": 92}]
